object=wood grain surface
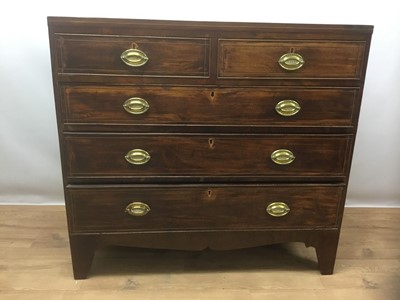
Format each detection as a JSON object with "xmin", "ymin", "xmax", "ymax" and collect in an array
[{"xmin": 0, "ymin": 206, "xmax": 398, "ymax": 299}]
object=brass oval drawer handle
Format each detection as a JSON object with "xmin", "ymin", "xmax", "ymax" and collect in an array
[
  {"xmin": 278, "ymin": 53, "xmax": 304, "ymax": 71},
  {"xmin": 275, "ymin": 100, "xmax": 301, "ymax": 116},
  {"xmin": 121, "ymin": 48, "xmax": 149, "ymax": 67},
  {"xmin": 123, "ymin": 97, "xmax": 150, "ymax": 115},
  {"xmin": 271, "ymin": 149, "xmax": 295, "ymax": 165},
  {"xmin": 125, "ymin": 202, "xmax": 151, "ymax": 217},
  {"xmin": 266, "ymin": 202, "xmax": 290, "ymax": 217},
  {"xmin": 125, "ymin": 149, "xmax": 150, "ymax": 165}
]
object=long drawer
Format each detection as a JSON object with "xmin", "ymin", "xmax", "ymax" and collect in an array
[
  {"xmin": 67, "ymin": 184, "xmax": 344, "ymax": 233},
  {"xmin": 218, "ymin": 39, "xmax": 366, "ymax": 79},
  {"xmin": 55, "ymin": 34, "xmax": 210, "ymax": 77},
  {"xmin": 62, "ymin": 86, "xmax": 358, "ymax": 127},
  {"xmin": 64, "ymin": 134, "xmax": 351, "ymax": 178}
]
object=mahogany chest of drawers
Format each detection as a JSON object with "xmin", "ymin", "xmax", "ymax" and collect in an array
[{"xmin": 48, "ymin": 17, "xmax": 373, "ymax": 279}]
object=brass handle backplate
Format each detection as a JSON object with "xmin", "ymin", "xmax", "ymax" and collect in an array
[
  {"xmin": 278, "ymin": 53, "xmax": 304, "ymax": 71},
  {"xmin": 266, "ymin": 202, "xmax": 290, "ymax": 217},
  {"xmin": 125, "ymin": 149, "xmax": 150, "ymax": 165},
  {"xmin": 125, "ymin": 202, "xmax": 151, "ymax": 217},
  {"xmin": 275, "ymin": 100, "xmax": 301, "ymax": 116},
  {"xmin": 121, "ymin": 48, "xmax": 149, "ymax": 67},
  {"xmin": 123, "ymin": 97, "xmax": 150, "ymax": 115},
  {"xmin": 271, "ymin": 149, "xmax": 295, "ymax": 165}
]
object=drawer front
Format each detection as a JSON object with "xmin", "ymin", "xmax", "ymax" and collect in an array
[
  {"xmin": 55, "ymin": 35, "xmax": 210, "ymax": 77},
  {"xmin": 68, "ymin": 184, "xmax": 344, "ymax": 232},
  {"xmin": 65, "ymin": 134, "xmax": 351, "ymax": 178},
  {"xmin": 63, "ymin": 86, "xmax": 357, "ymax": 127},
  {"xmin": 218, "ymin": 40, "xmax": 366, "ymax": 78}
]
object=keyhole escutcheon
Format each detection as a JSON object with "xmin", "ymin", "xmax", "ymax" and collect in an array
[{"xmin": 208, "ymin": 138, "xmax": 215, "ymax": 149}]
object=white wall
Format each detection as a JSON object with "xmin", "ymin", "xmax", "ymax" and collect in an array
[{"xmin": 0, "ymin": 0, "xmax": 399, "ymax": 206}]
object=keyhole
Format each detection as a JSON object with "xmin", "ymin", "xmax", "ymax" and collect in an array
[
  {"xmin": 208, "ymin": 138, "xmax": 215, "ymax": 149},
  {"xmin": 207, "ymin": 189, "xmax": 213, "ymax": 198},
  {"xmin": 290, "ymin": 47, "xmax": 295, "ymax": 53},
  {"xmin": 209, "ymin": 90, "xmax": 217, "ymax": 103}
]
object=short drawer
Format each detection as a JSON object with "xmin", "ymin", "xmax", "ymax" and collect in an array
[
  {"xmin": 218, "ymin": 39, "xmax": 366, "ymax": 79},
  {"xmin": 67, "ymin": 184, "xmax": 344, "ymax": 232},
  {"xmin": 55, "ymin": 34, "xmax": 210, "ymax": 77},
  {"xmin": 63, "ymin": 86, "xmax": 357, "ymax": 127},
  {"xmin": 64, "ymin": 134, "xmax": 351, "ymax": 179}
]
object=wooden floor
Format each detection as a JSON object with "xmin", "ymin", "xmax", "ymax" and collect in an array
[{"xmin": 0, "ymin": 206, "xmax": 399, "ymax": 299}]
